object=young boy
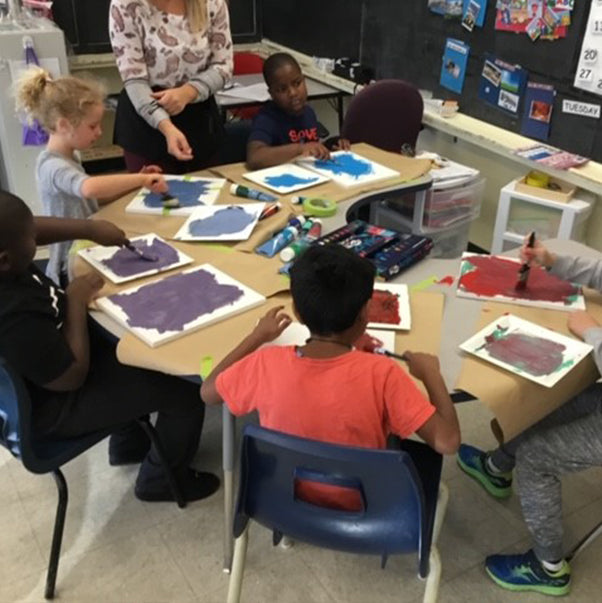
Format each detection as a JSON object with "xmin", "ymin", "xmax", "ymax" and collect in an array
[
  {"xmin": 201, "ymin": 244, "xmax": 460, "ymax": 508},
  {"xmin": 458, "ymin": 238, "xmax": 602, "ymax": 596},
  {"xmin": 246, "ymin": 52, "xmax": 350, "ymax": 170},
  {"xmin": 0, "ymin": 190, "xmax": 219, "ymax": 503}
]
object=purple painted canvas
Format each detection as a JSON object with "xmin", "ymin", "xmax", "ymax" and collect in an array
[
  {"xmin": 188, "ymin": 206, "xmax": 258, "ymax": 237},
  {"xmin": 101, "ymin": 238, "xmax": 180, "ymax": 277},
  {"xmin": 109, "ymin": 269, "xmax": 244, "ymax": 333},
  {"xmin": 143, "ymin": 179, "xmax": 214, "ymax": 208}
]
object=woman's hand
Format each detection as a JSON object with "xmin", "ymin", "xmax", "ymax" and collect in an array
[
  {"xmin": 159, "ymin": 120, "xmax": 194, "ymax": 161},
  {"xmin": 251, "ymin": 306, "xmax": 292, "ymax": 345},
  {"xmin": 151, "ymin": 84, "xmax": 197, "ymax": 116},
  {"xmin": 88, "ymin": 220, "xmax": 128, "ymax": 247}
]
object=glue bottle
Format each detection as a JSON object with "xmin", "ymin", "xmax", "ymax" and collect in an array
[{"xmin": 256, "ymin": 216, "xmax": 306, "ymax": 257}]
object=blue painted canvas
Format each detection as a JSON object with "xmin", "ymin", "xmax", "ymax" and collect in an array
[{"xmin": 244, "ymin": 163, "xmax": 330, "ymax": 194}]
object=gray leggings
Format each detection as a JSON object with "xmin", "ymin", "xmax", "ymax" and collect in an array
[{"xmin": 490, "ymin": 383, "xmax": 602, "ymax": 561}]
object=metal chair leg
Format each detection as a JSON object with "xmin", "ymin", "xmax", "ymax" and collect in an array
[
  {"xmin": 45, "ymin": 469, "xmax": 68, "ymax": 600},
  {"xmin": 227, "ymin": 524, "xmax": 249, "ymax": 603},
  {"xmin": 136, "ymin": 418, "xmax": 186, "ymax": 509},
  {"xmin": 567, "ymin": 521, "xmax": 602, "ymax": 562}
]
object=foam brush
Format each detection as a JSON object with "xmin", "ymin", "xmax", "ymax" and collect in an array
[
  {"xmin": 123, "ymin": 240, "xmax": 158, "ymax": 262},
  {"xmin": 515, "ymin": 231, "xmax": 536, "ymax": 290}
]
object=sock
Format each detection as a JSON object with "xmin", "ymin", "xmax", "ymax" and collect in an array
[
  {"xmin": 541, "ymin": 559, "xmax": 564, "ymax": 573},
  {"xmin": 485, "ymin": 455, "xmax": 505, "ymax": 476}
]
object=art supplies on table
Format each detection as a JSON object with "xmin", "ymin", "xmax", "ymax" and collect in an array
[
  {"xmin": 230, "ymin": 184, "xmax": 278, "ymax": 202},
  {"xmin": 96, "ymin": 264, "xmax": 266, "ymax": 348},
  {"xmin": 258, "ymin": 202, "xmax": 282, "ymax": 220},
  {"xmin": 513, "ymin": 144, "xmax": 589, "ymax": 170},
  {"xmin": 460, "ymin": 314, "xmax": 592, "ymax": 388},
  {"xmin": 126, "ymin": 175, "xmax": 226, "ymax": 215},
  {"xmin": 456, "ymin": 252, "xmax": 586, "ymax": 311},
  {"xmin": 315, "ymin": 220, "xmax": 399, "ymax": 258},
  {"xmin": 256, "ymin": 216, "xmax": 306, "ymax": 257},
  {"xmin": 367, "ymin": 283, "xmax": 411, "ymax": 331},
  {"xmin": 297, "ymin": 151, "xmax": 400, "ymax": 188},
  {"xmin": 243, "ymin": 163, "xmax": 330, "ymax": 194},
  {"xmin": 174, "ymin": 204, "xmax": 264, "ymax": 241},
  {"xmin": 280, "ymin": 219, "xmax": 322, "ymax": 262},
  {"xmin": 77, "ymin": 234, "xmax": 193, "ymax": 284}
]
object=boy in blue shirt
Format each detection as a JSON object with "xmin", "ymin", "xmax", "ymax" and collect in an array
[{"xmin": 246, "ymin": 52, "xmax": 349, "ymax": 169}]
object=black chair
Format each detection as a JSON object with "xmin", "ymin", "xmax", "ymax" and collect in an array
[
  {"xmin": 227, "ymin": 424, "xmax": 448, "ymax": 603},
  {"xmin": 0, "ymin": 356, "xmax": 185, "ymax": 599},
  {"xmin": 341, "ymin": 79, "xmax": 424, "ymax": 154}
]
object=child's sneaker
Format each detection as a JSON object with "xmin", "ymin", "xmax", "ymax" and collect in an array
[
  {"xmin": 485, "ymin": 550, "xmax": 571, "ymax": 596},
  {"xmin": 457, "ymin": 443, "xmax": 512, "ymax": 498}
]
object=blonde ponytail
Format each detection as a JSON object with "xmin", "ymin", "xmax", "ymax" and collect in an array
[
  {"xmin": 13, "ymin": 67, "xmax": 105, "ymax": 132},
  {"xmin": 187, "ymin": 0, "xmax": 208, "ymax": 32}
]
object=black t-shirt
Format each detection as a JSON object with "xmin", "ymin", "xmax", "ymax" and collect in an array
[
  {"xmin": 0, "ymin": 265, "xmax": 74, "ymax": 403},
  {"xmin": 248, "ymin": 101, "xmax": 320, "ymax": 146}
]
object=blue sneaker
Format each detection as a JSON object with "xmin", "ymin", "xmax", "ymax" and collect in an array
[
  {"xmin": 485, "ymin": 550, "xmax": 571, "ymax": 596},
  {"xmin": 457, "ymin": 443, "xmax": 512, "ymax": 499}
]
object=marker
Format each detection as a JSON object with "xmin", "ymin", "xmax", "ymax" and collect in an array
[
  {"xmin": 256, "ymin": 216, "xmax": 306, "ymax": 257},
  {"xmin": 258, "ymin": 202, "xmax": 282, "ymax": 221},
  {"xmin": 230, "ymin": 183, "xmax": 278, "ymax": 202}
]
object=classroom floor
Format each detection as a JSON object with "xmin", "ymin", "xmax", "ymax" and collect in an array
[{"xmin": 1, "ymin": 400, "xmax": 601, "ymax": 603}]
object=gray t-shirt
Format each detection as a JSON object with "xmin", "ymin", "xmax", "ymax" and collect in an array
[{"xmin": 36, "ymin": 150, "xmax": 98, "ymax": 284}]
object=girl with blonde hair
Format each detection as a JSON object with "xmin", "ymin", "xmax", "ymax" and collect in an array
[
  {"xmin": 109, "ymin": 0, "xmax": 233, "ymax": 172},
  {"xmin": 15, "ymin": 67, "xmax": 167, "ymax": 285}
]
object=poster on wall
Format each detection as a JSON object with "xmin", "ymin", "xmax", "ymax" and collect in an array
[
  {"xmin": 478, "ymin": 54, "xmax": 528, "ymax": 115},
  {"xmin": 520, "ymin": 82, "xmax": 555, "ymax": 141},
  {"xmin": 574, "ymin": 2, "xmax": 602, "ymax": 97},
  {"xmin": 440, "ymin": 38, "xmax": 470, "ymax": 94},
  {"xmin": 462, "ymin": 0, "xmax": 487, "ymax": 31},
  {"xmin": 494, "ymin": 0, "xmax": 572, "ymax": 40}
]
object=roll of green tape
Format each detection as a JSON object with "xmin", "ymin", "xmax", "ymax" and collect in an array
[{"xmin": 302, "ymin": 197, "xmax": 337, "ymax": 217}]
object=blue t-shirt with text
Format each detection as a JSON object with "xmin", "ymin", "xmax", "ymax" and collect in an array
[{"xmin": 248, "ymin": 102, "xmax": 319, "ymax": 146}]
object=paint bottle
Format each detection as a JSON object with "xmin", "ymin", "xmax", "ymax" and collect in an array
[
  {"xmin": 230, "ymin": 183, "xmax": 278, "ymax": 202},
  {"xmin": 255, "ymin": 216, "xmax": 306, "ymax": 257},
  {"xmin": 258, "ymin": 201, "xmax": 282, "ymax": 220},
  {"xmin": 279, "ymin": 219, "xmax": 322, "ymax": 262}
]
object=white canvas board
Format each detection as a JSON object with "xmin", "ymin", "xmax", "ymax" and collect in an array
[
  {"xmin": 459, "ymin": 314, "xmax": 593, "ymax": 388},
  {"xmin": 243, "ymin": 163, "xmax": 330, "ymax": 194},
  {"xmin": 96, "ymin": 265, "xmax": 266, "ymax": 348},
  {"xmin": 174, "ymin": 203, "xmax": 264, "ymax": 241},
  {"xmin": 77, "ymin": 234, "xmax": 193, "ymax": 284},
  {"xmin": 217, "ymin": 82, "xmax": 270, "ymax": 102},
  {"xmin": 125, "ymin": 175, "xmax": 226, "ymax": 216},
  {"xmin": 368, "ymin": 283, "xmax": 412, "ymax": 331},
  {"xmin": 456, "ymin": 252, "xmax": 586, "ymax": 312},
  {"xmin": 267, "ymin": 322, "xmax": 396, "ymax": 352},
  {"xmin": 297, "ymin": 150, "xmax": 400, "ymax": 188}
]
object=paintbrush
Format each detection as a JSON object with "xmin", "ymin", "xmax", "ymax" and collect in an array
[
  {"xmin": 123, "ymin": 240, "xmax": 158, "ymax": 262},
  {"xmin": 373, "ymin": 347, "xmax": 408, "ymax": 362},
  {"xmin": 515, "ymin": 231, "xmax": 536, "ymax": 290},
  {"xmin": 161, "ymin": 189, "xmax": 180, "ymax": 208}
]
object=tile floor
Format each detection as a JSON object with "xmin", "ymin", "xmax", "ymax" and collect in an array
[{"xmin": 1, "ymin": 401, "xmax": 601, "ymax": 603}]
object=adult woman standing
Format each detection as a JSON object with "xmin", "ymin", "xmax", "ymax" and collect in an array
[{"xmin": 109, "ymin": 0, "xmax": 233, "ymax": 173}]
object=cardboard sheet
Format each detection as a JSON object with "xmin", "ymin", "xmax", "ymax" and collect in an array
[
  {"xmin": 115, "ymin": 290, "xmax": 444, "ymax": 394},
  {"xmin": 210, "ymin": 143, "xmax": 431, "ymax": 206},
  {"xmin": 455, "ymin": 288, "xmax": 602, "ymax": 441}
]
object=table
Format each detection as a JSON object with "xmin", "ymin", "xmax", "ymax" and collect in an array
[
  {"xmin": 79, "ymin": 149, "xmax": 602, "ymax": 573},
  {"xmin": 216, "ymin": 73, "xmax": 348, "ymax": 130}
]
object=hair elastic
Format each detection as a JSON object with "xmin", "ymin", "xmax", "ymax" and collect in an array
[{"xmin": 302, "ymin": 197, "xmax": 337, "ymax": 217}]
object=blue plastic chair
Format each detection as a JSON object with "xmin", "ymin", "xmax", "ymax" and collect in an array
[
  {"xmin": 0, "ymin": 356, "xmax": 185, "ymax": 599},
  {"xmin": 227, "ymin": 424, "xmax": 449, "ymax": 603}
]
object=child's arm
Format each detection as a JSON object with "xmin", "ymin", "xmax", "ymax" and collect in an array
[
  {"xmin": 201, "ymin": 306, "xmax": 292, "ymax": 405},
  {"xmin": 81, "ymin": 173, "xmax": 168, "ymax": 205},
  {"xmin": 246, "ymin": 140, "xmax": 331, "ymax": 170},
  {"xmin": 404, "ymin": 351, "xmax": 461, "ymax": 455},
  {"xmin": 34, "ymin": 217, "xmax": 128, "ymax": 247},
  {"xmin": 44, "ymin": 272, "xmax": 104, "ymax": 391}
]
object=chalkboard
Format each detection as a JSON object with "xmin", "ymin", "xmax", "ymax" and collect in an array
[
  {"xmin": 52, "ymin": 0, "xmax": 261, "ymax": 54},
  {"xmin": 359, "ymin": 1, "xmax": 601, "ymax": 161}
]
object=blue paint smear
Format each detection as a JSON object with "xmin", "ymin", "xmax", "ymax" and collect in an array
[
  {"xmin": 188, "ymin": 206, "xmax": 257, "ymax": 237},
  {"xmin": 263, "ymin": 173, "xmax": 319, "ymax": 189},
  {"xmin": 143, "ymin": 179, "xmax": 214, "ymax": 207},
  {"xmin": 314, "ymin": 152, "xmax": 374, "ymax": 179}
]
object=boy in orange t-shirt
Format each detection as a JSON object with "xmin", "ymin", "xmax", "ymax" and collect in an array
[{"xmin": 201, "ymin": 244, "xmax": 460, "ymax": 508}]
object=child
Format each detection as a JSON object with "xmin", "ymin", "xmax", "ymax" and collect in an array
[
  {"xmin": 246, "ymin": 52, "xmax": 350, "ymax": 170},
  {"xmin": 0, "ymin": 190, "xmax": 219, "ymax": 502},
  {"xmin": 15, "ymin": 67, "xmax": 168, "ymax": 285},
  {"xmin": 201, "ymin": 244, "xmax": 460, "ymax": 509},
  {"xmin": 457, "ymin": 238, "xmax": 602, "ymax": 596}
]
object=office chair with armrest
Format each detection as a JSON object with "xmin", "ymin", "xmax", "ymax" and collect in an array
[
  {"xmin": 227, "ymin": 424, "xmax": 448, "ymax": 603},
  {"xmin": 341, "ymin": 79, "xmax": 424, "ymax": 153},
  {"xmin": 0, "ymin": 356, "xmax": 184, "ymax": 600}
]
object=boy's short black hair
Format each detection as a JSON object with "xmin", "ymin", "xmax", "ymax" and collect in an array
[
  {"xmin": 263, "ymin": 52, "xmax": 302, "ymax": 88},
  {"xmin": 290, "ymin": 244, "xmax": 375, "ymax": 335},
  {"xmin": 0, "ymin": 189, "xmax": 32, "ymax": 250}
]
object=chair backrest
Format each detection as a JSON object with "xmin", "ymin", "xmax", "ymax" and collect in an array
[
  {"xmin": 341, "ymin": 79, "xmax": 424, "ymax": 153},
  {"xmin": 0, "ymin": 356, "xmax": 113, "ymax": 474},
  {"xmin": 234, "ymin": 424, "xmax": 440, "ymax": 567},
  {"xmin": 233, "ymin": 52, "xmax": 265, "ymax": 76}
]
